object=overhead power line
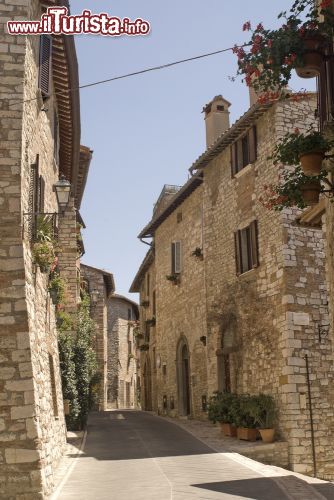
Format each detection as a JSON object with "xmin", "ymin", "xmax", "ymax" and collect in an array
[{"xmin": 7, "ymin": 44, "xmax": 249, "ymax": 107}]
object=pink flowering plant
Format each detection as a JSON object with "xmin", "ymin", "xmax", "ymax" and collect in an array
[
  {"xmin": 268, "ymin": 129, "xmax": 334, "ymax": 166},
  {"xmin": 259, "ymin": 167, "xmax": 326, "ymax": 211},
  {"xmin": 234, "ymin": 0, "xmax": 334, "ymax": 94}
]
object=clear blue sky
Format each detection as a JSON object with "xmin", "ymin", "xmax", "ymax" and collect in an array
[{"xmin": 72, "ymin": 0, "xmax": 315, "ymax": 299}]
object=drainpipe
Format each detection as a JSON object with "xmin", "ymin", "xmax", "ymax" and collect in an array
[{"xmin": 304, "ymin": 354, "xmax": 317, "ymax": 477}]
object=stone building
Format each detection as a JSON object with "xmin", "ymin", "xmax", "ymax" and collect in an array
[
  {"xmin": 131, "ymin": 93, "xmax": 334, "ymax": 479},
  {"xmin": 80, "ymin": 264, "xmax": 115, "ymax": 411},
  {"xmin": 0, "ymin": 1, "xmax": 92, "ymax": 497},
  {"xmin": 107, "ymin": 295, "xmax": 139, "ymax": 409}
]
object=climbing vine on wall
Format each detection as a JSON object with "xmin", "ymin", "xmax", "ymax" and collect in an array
[{"xmin": 57, "ymin": 293, "xmax": 99, "ymax": 430}]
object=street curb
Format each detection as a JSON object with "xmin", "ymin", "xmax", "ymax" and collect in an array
[{"xmin": 50, "ymin": 429, "xmax": 88, "ymax": 500}]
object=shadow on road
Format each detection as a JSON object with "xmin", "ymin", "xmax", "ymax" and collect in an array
[{"xmin": 66, "ymin": 410, "xmax": 216, "ymax": 461}]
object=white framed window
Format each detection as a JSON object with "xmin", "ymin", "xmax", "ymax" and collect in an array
[{"xmin": 171, "ymin": 241, "xmax": 182, "ymax": 274}]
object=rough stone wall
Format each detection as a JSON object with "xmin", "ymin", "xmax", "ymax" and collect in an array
[
  {"xmin": 153, "ymin": 185, "xmax": 208, "ymax": 419},
  {"xmin": 139, "ymin": 95, "xmax": 334, "ymax": 478},
  {"xmin": 203, "ymin": 96, "xmax": 334, "ymax": 478},
  {"xmin": 80, "ymin": 265, "xmax": 109, "ymax": 410},
  {"xmin": 0, "ymin": 1, "xmax": 69, "ymax": 497},
  {"xmin": 107, "ymin": 298, "xmax": 138, "ymax": 409}
]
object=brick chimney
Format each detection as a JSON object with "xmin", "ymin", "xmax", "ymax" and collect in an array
[{"xmin": 203, "ymin": 95, "xmax": 231, "ymax": 148}]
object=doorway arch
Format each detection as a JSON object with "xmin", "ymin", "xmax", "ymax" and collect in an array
[
  {"xmin": 143, "ymin": 355, "xmax": 152, "ymax": 411},
  {"xmin": 177, "ymin": 337, "xmax": 191, "ymax": 416}
]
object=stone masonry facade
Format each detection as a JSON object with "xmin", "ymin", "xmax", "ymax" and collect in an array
[
  {"xmin": 131, "ymin": 94, "xmax": 334, "ymax": 479},
  {"xmin": 0, "ymin": 1, "xmax": 91, "ymax": 498},
  {"xmin": 107, "ymin": 296, "xmax": 139, "ymax": 409}
]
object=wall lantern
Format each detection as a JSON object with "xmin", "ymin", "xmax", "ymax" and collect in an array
[
  {"xmin": 90, "ymin": 289, "xmax": 100, "ymax": 305},
  {"xmin": 53, "ymin": 175, "xmax": 71, "ymax": 214}
]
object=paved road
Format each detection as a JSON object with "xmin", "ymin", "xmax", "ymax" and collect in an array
[{"xmin": 55, "ymin": 411, "xmax": 325, "ymax": 500}]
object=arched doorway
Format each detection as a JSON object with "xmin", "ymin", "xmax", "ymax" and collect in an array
[
  {"xmin": 177, "ymin": 338, "xmax": 191, "ymax": 416},
  {"xmin": 217, "ymin": 323, "xmax": 237, "ymax": 393},
  {"xmin": 143, "ymin": 356, "xmax": 152, "ymax": 411}
]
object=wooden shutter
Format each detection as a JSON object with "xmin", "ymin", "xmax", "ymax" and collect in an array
[
  {"xmin": 231, "ymin": 144, "xmax": 238, "ymax": 177},
  {"xmin": 237, "ymin": 139, "xmax": 243, "ymax": 172},
  {"xmin": 234, "ymin": 231, "xmax": 241, "ymax": 276},
  {"xmin": 248, "ymin": 125, "xmax": 257, "ymax": 163},
  {"xmin": 250, "ymin": 220, "xmax": 259, "ymax": 268},
  {"xmin": 39, "ymin": 35, "xmax": 52, "ymax": 97},
  {"xmin": 171, "ymin": 242, "xmax": 176, "ymax": 274},
  {"xmin": 174, "ymin": 241, "xmax": 182, "ymax": 274}
]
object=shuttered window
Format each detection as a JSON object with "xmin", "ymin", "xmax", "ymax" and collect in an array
[
  {"xmin": 171, "ymin": 241, "xmax": 182, "ymax": 274},
  {"xmin": 317, "ymin": 47, "xmax": 334, "ymax": 130},
  {"xmin": 231, "ymin": 125, "xmax": 257, "ymax": 176},
  {"xmin": 39, "ymin": 35, "xmax": 52, "ymax": 97},
  {"xmin": 234, "ymin": 220, "xmax": 259, "ymax": 275}
]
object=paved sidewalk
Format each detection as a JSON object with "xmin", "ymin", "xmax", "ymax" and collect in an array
[{"xmin": 51, "ymin": 411, "xmax": 334, "ymax": 500}]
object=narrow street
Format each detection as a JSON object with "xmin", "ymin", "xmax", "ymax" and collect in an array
[{"xmin": 54, "ymin": 411, "xmax": 312, "ymax": 500}]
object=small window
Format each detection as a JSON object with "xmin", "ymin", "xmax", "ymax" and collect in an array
[
  {"xmin": 171, "ymin": 241, "xmax": 182, "ymax": 274},
  {"xmin": 128, "ymin": 341, "xmax": 132, "ymax": 355},
  {"xmin": 177, "ymin": 212, "xmax": 183, "ymax": 223},
  {"xmin": 234, "ymin": 220, "xmax": 259, "ymax": 275},
  {"xmin": 231, "ymin": 125, "xmax": 257, "ymax": 176},
  {"xmin": 152, "ymin": 290, "xmax": 156, "ymax": 316},
  {"xmin": 38, "ymin": 35, "xmax": 52, "ymax": 98},
  {"xmin": 217, "ymin": 105, "xmax": 225, "ymax": 111},
  {"xmin": 147, "ymin": 274, "xmax": 150, "ymax": 297}
]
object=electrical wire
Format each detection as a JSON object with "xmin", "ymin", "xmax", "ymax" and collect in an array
[{"xmin": 7, "ymin": 44, "xmax": 249, "ymax": 107}]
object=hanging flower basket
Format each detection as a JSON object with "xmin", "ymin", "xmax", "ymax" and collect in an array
[
  {"xmin": 299, "ymin": 152, "xmax": 325, "ymax": 176},
  {"xmin": 300, "ymin": 181, "xmax": 321, "ymax": 206},
  {"xmin": 295, "ymin": 35, "xmax": 326, "ymax": 78}
]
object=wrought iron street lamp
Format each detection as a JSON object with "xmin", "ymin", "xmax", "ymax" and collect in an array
[
  {"xmin": 90, "ymin": 289, "xmax": 100, "ymax": 305},
  {"xmin": 53, "ymin": 175, "xmax": 71, "ymax": 214}
]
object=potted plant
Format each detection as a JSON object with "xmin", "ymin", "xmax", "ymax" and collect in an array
[
  {"xmin": 128, "ymin": 353, "xmax": 136, "ymax": 362},
  {"xmin": 235, "ymin": 395, "xmax": 258, "ymax": 442},
  {"xmin": 140, "ymin": 343, "xmax": 149, "ymax": 352},
  {"xmin": 166, "ymin": 274, "xmax": 180, "ymax": 285},
  {"xmin": 191, "ymin": 247, "xmax": 204, "ymax": 260},
  {"xmin": 207, "ymin": 392, "xmax": 238, "ymax": 437},
  {"xmin": 233, "ymin": 0, "xmax": 333, "ymax": 94},
  {"xmin": 146, "ymin": 317, "xmax": 156, "ymax": 327},
  {"xmin": 32, "ymin": 241, "xmax": 55, "ymax": 273},
  {"xmin": 259, "ymin": 167, "xmax": 327, "ymax": 211},
  {"xmin": 269, "ymin": 129, "xmax": 334, "ymax": 176},
  {"xmin": 48, "ymin": 273, "xmax": 66, "ymax": 305},
  {"xmin": 250, "ymin": 394, "xmax": 277, "ymax": 443},
  {"xmin": 141, "ymin": 300, "xmax": 150, "ymax": 308}
]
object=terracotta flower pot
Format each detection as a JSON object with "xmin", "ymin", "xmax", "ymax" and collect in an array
[
  {"xmin": 295, "ymin": 36, "xmax": 325, "ymax": 79},
  {"xmin": 259, "ymin": 428, "xmax": 275, "ymax": 443},
  {"xmin": 220, "ymin": 423, "xmax": 237, "ymax": 437},
  {"xmin": 295, "ymin": 52, "xmax": 323, "ymax": 78},
  {"xmin": 300, "ymin": 181, "xmax": 321, "ymax": 206},
  {"xmin": 237, "ymin": 427, "xmax": 257, "ymax": 442},
  {"xmin": 299, "ymin": 151, "xmax": 325, "ymax": 176}
]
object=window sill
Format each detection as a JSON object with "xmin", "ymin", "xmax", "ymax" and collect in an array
[
  {"xmin": 233, "ymin": 163, "xmax": 254, "ymax": 179},
  {"xmin": 237, "ymin": 267, "xmax": 257, "ymax": 280}
]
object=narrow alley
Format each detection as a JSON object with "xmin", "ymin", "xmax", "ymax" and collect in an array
[{"xmin": 53, "ymin": 411, "xmax": 332, "ymax": 500}]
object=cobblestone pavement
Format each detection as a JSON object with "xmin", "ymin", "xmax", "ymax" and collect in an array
[{"xmin": 52, "ymin": 411, "xmax": 334, "ymax": 500}]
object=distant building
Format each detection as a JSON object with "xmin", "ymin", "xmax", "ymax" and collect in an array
[
  {"xmin": 107, "ymin": 295, "xmax": 139, "ymax": 409},
  {"xmin": 80, "ymin": 264, "xmax": 115, "ymax": 410}
]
